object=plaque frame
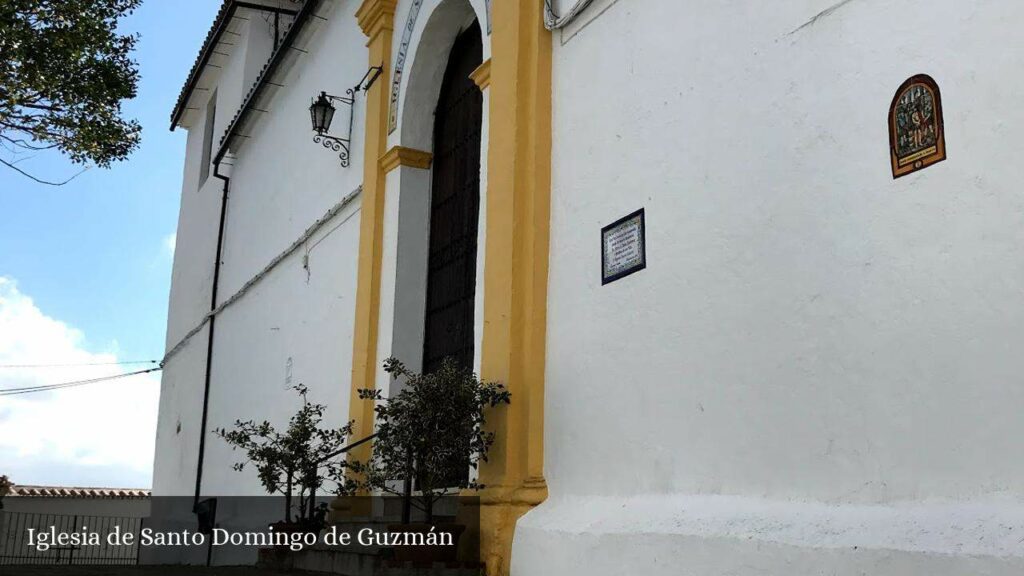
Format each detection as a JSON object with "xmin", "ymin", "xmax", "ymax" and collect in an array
[{"xmin": 601, "ymin": 208, "xmax": 646, "ymax": 285}]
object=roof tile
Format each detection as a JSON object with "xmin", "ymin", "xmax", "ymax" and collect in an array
[{"xmin": 10, "ymin": 485, "xmax": 151, "ymax": 499}]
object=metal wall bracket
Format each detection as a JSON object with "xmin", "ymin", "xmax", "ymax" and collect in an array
[
  {"xmin": 312, "ymin": 89, "xmax": 356, "ymax": 167},
  {"xmin": 310, "ymin": 65, "xmax": 385, "ymax": 167},
  {"xmin": 356, "ymin": 65, "xmax": 384, "ymax": 93}
]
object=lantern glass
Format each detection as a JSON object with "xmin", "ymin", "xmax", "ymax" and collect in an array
[{"xmin": 309, "ymin": 92, "xmax": 336, "ymax": 134}]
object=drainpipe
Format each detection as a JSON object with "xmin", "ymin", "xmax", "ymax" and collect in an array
[
  {"xmin": 193, "ymin": 153, "xmax": 231, "ymax": 511},
  {"xmin": 188, "ymin": 0, "xmax": 320, "ymax": 514}
]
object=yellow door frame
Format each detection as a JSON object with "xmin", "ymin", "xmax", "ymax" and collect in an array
[{"xmin": 344, "ymin": 2, "xmax": 551, "ymax": 574}]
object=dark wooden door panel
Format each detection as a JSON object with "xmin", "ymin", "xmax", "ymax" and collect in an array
[{"xmin": 422, "ymin": 22, "xmax": 483, "ymax": 376}]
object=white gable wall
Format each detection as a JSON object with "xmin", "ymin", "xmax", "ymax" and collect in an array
[
  {"xmin": 202, "ymin": 0, "xmax": 369, "ymax": 495},
  {"xmin": 154, "ymin": 0, "xmax": 367, "ymax": 497}
]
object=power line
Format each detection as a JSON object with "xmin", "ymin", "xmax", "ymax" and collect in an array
[
  {"xmin": 0, "ymin": 367, "xmax": 161, "ymax": 395},
  {"xmin": 0, "ymin": 367, "xmax": 162, "ymax": 396},
  {"xmin": 161, "ymin": 187, "xmax": 361, "ymax": 367},
  {"xmin": 0, "ymin": 360, "xmax": 159, "ymax": 369}
]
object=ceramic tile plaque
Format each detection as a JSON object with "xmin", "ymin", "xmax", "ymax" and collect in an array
[
  {"xmin": 889, "ymin": 74, "xmax": 946, "ymax": 178},
  {"xmin": 601, "ymin": 208, "xmax": 646, "ymax": 285}
]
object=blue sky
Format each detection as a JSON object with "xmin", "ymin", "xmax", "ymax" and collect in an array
[{"xmin": 0, "ymin": 1, "xmax": 222, "ymax": 488}]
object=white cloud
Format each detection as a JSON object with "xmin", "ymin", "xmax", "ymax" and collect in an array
[
  {"xmin": 0, "ymin": 277, "xmax": 158, "ymax": 488},
  {"xmin": 163, "ymin": 232, "xmax": 177, "ymax": 258}
]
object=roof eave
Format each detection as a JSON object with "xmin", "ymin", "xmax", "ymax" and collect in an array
[{"xmin": 169, "ymin": 1, "xmax": 301, "ymax": 131}]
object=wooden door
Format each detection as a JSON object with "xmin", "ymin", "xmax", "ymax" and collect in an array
[{"xmin": 422, "ymin": 22, "xmax": 483, "ymax": 376}]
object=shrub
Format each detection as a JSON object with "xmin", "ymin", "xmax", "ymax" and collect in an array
[
  {"xmin": 215, "ymin": 385, "xmax": 355, "ymax": 525},
  {"xmin": 354, "ymin": 357, "xmax": 510, "ymax": 522}
]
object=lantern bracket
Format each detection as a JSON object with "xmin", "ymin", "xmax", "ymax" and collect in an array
[
  {"xmin": 311, "ymin": 90, "xmax": 355, "ymax": 167},
  {"xmin": 310, "ymin": 65, "xmax": 385, "ymax": 168},
  {"xmin": 356, "ymin": 65, "xmax": 384, "ymax": 93}
]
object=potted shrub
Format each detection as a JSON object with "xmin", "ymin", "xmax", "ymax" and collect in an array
[
  {"xmin": 215, "ymin": 384, "xmax": 356, "ymax": 532},
  {"xmin": 353, "ymin": 357, "xmax": 510, "ymax": 562}
]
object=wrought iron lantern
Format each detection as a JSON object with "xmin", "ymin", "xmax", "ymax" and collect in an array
[
  {"xmin": 309, "ymin": 90, "xmax": 353, "ymax": 167},
  {"xmin": 308, "ymin": 65, "xmax": 384, "ymax": 168},
  {"xmin": 309, "ymin": 92, "xmax": 336, "ymax": 135}
]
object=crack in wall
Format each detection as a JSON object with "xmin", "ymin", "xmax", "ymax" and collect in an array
[{"xmin": 787, "ymin": 0, "xmax": 860, "ymax": 36}]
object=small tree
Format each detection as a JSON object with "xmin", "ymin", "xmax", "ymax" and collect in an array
[
  {"xmin": 215, "ymin": 385, "xmax": 356, "ymax": 525},
  {"xmin": 354, "ymin": 357, "xmax": 510, "ymax": 523}
]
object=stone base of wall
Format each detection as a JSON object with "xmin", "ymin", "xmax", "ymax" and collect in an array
[{"xmin": 512, "ymin": 494, "xmax": 1024, "ymax": 576}]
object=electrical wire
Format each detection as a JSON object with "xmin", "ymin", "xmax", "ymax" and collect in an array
[
  {"xmin": 0, "ymin": 367, "xmax": 162, "ymax": 396},
  {"xmin": 0, "ymin": 360, "xmax": 159, "ymax": 369},
  {"xmin": 160, "ymin": 186, "xmax": 362, "ymax": 367}
]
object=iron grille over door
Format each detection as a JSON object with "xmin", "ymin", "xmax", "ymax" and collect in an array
[{"xmin": 422, "ymin": 22, "xmax": 483, "ymax": 376}]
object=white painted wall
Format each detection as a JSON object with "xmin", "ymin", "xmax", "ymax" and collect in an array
[
  {"xmin": 154, "ymin": 0, "xmax": 368, "ymax": 497},
  {"xmin": 156, "ymin": 0, "xmax": 492, "ymax": 501},
  {"xmin": 153, "ymin": 60, "xmax": 234, "ymax": 497},
  {"xmin": 379, "ymin": 165, "xmax": 432, "ymax": 397},
  {"xmin": 516, "ymin": 0, "xmax": 1024, "ymax": 573},
  {"xmin": 156, "ymin": 0, "xmax": 1024, "ymax": 570}
]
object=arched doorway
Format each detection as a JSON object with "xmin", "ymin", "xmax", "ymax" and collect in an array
[{"xmin": 421, "ymin": 21, "xmax": 483, "ymax": 375}]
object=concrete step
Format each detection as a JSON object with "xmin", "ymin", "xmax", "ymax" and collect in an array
[
  {"xmin": 288, "ymin": 545, "xmax": 382, "ymax": 575},
  {"xmin": 258, "ymin": 514, "xmax": 472, "ymax": 576},
  {"xmin": 378, "ymin": 561, "xmax": 483, "ymax": 575},
  {"xmin": 260, "ymin": 546, "xmax": 481, "ymax": 575},
  {"xmin": 259, "ymin": 541, "xmax": 479, "ymax": 575}
]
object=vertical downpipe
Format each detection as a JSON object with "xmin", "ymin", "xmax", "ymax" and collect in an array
[{"xmin": 194, "ymin": 157, "xmax": 231, "ymax": 512}]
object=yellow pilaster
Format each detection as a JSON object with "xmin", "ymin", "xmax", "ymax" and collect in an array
[
  {"xmin": 342, "ymin": 0, "xmax": 397, "ymax": 499},
  {"xmin": 476, "ymin": 1, "xmax": 552, "ymax": 574}
]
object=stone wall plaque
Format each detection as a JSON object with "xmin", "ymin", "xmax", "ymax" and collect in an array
[{"xmin": 601, "ymin": 208, "xmax": 646, "ymax": 285}]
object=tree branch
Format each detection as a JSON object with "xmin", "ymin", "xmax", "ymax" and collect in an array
[
  {"xmin": 0, "ymin": 156, "xmax": 86, "ymax": 186},
  {"xmin": 1, "ymin": 134, "xmax": 59, "ymax": 151}
]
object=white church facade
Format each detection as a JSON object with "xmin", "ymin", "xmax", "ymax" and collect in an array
[{"xmin": 156, "ymin": 0, "xmax": 1024, "ymax": 574}]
